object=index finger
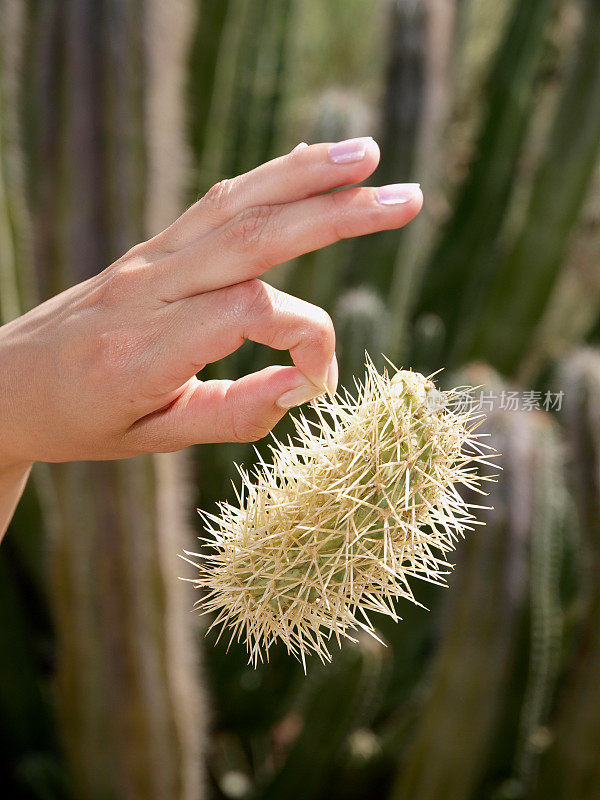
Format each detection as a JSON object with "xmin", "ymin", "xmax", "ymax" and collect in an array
[{"xmin": 156, "ymin": 138, "xmax": 381, "ymax": 250}]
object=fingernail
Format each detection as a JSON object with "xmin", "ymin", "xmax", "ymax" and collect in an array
[
  {"xmin": 291, "ymin": 142, "xmax": 309, "ymax": 153},
  {"xmin": 328, "ymin": 136, "xmax": 374, "ymax": 165},
  {"xmin": 325, "ymin": 354, "xmax": 338, "ymax": 396},
  {"xmin": 276, "ymin": 382, "xmax": 324, "ymax": 410},
  {"xmin": 375, "ymin": 183, "xmax": 421, "ymax": 205}
]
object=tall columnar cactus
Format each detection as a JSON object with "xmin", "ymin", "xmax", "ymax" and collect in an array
[
  {"xmin": 417, "ymin": 0, "xmax": 561, "ymax": 365},
  {"xmin": 2, "ymin": 2, "xmax": 205, "ymax": 799},
  {"xmin": 346, "ymin": 0, "xmax": 428, "ymax": 294},
  {"xmin": 0, "ymin": 0, "xmax": 35, "ymax": 321},
  {"xmin": 511, "ymin": 416, "xmax": 565, "ymax": 795},
  {"xmin": 0, "ymin": 0, "xmax": 50, "ymax": 777},
  {"xmin": 386, "ymin": 0, "xmax": 458, "ymax": 361},
  {"xmin": 197, "ymin": 0, "xmax": 295, "ymax": 192},
  {"xmin": 519, "ymin": 166, "xmax": 600, "ymax": 382},
  {"xmin": 256, "ymin": 645, "xmax": 372, "ymax": 800},
  {"xmin": 189, "ymin": 357, "xmax": 492, "ymax": 668},
  {"xmin": 389, "ymin": 366, "xmax": 565, "ymax": 800},
  {"xmin": 533, "ymin": 348, "xmax": 600, "ymax": 800},
  {"xmin": 465, "ymin": 0, "xmax": 600, "ymax": 374}
]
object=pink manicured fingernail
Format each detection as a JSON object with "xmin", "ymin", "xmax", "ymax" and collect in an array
[
  {"xmin": 375, "ymin": 183, "xmax": 421, "ymax": 205},
  {"xmin": 276, "ymin": 382, "xmax": 324, "ymax": 410},
  {"xmin": 328, "ymin": 136, "xmax": 374, "ymax": 165},
  {"xmin": 325, "ymin": 354, "xmax": 338, "ymax": 395},
  {"xmin": 291, "ymin": 142, "xmax": 309, "ymax": 153}
]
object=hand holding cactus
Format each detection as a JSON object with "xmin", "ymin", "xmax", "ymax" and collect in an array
[
  {"xmin": 0, "ymin": 138, "xmax": 423, "ymax": 463},
  {"xmin": 0, "ymin": 138, "xmax": 422, "ymax": 537}
]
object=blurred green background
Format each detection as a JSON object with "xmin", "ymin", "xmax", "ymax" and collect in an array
[{"xmin": 2, "ymin": 0, "xmax": 600, "ymax": 798}]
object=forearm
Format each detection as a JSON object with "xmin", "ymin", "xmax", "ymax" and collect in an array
[{"xmin": 0, "ymin": 461, "xmax": 33, "ymax": 541}]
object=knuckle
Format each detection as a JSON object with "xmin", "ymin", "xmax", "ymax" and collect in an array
[
  {"xmin": 202, "ymin": 177, "xmax": 237, "ymax": 213},
  {"xmin": 118, "ymin": 240, "xmax": 152, "ymax": 262},
  {"xmin": 231, "ymin": 413, "xmax": 271, "ymax": 443},
  {"xmin": 109, "ymin": 239, "xmax": 155, "ymax": 267},
  {"xmin": 91, "ymin": 327, "xmax": 152, "ymax": 384},
  {"xmin": 328, "ymin": 189, "xmax": 366, "ymax": 241},
  {"xmin": 97, "ymin": 266, "xmax": 139, "ymax": 307},
  {"xmin": 364, "ymin": 196, "xmax": 386, "ymax": 226},
  {"xmin": 227, "ymin": 204, "xmax": 274, "ymax": 251},
  {"xmin": 234, "ymin": 279, "xmax": 273, "ymax": 320},
  {"xmin": 218, "ymin": 382, "xmax": 274, "ymax": 443},
  {"xmin": 93, "ymin": 330, "xmax": 132, "ymax": 381}
]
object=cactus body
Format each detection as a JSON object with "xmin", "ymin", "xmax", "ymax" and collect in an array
[
  {"xmin": 1, "ymin": 1, "xmax": 205, "ymax": 797},
  {"xmin": 390, "ymin": 386, "xmax": 565, "ymax": 800},
  {"xmin": 188, "ymin": 357, "xmax": 491, "ymax": 667}
]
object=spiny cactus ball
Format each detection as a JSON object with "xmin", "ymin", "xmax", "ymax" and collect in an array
[{"xmin": 185, "ymin": 357, "xmax": 493, "ymax": 668}]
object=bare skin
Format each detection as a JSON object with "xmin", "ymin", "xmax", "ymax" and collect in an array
[{"xmin": 0, "ymin": 137, "xmax": 422, "ymax": 539}]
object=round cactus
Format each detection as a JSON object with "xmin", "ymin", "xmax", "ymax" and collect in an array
[{"xmin": 185, "ymin": 357, "xmax": 493, "ymax": 667}]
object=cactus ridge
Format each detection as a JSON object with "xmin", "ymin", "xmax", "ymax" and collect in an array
[{"xmin": 185, "ymin": 356, "xmax": 495, "ymax": 668}]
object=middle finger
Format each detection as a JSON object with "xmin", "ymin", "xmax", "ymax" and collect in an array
[{"xmin": 152, "ymin": 182, "xmax": 423, "ymax": 301}]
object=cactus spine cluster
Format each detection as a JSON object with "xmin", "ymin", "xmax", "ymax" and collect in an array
[{"xmin": 187, "ymin": 357, "xmax": 493, "ymax": 667}]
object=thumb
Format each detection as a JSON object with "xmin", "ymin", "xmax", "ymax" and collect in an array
[{"xmin": 124, "ymin": 363, "xmax": 337, "ymax": 452}]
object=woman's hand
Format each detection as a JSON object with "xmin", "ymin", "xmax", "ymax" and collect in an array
[{"xmin": 0, "ymin": 137, "xmax": 422, "ymax": 469}]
